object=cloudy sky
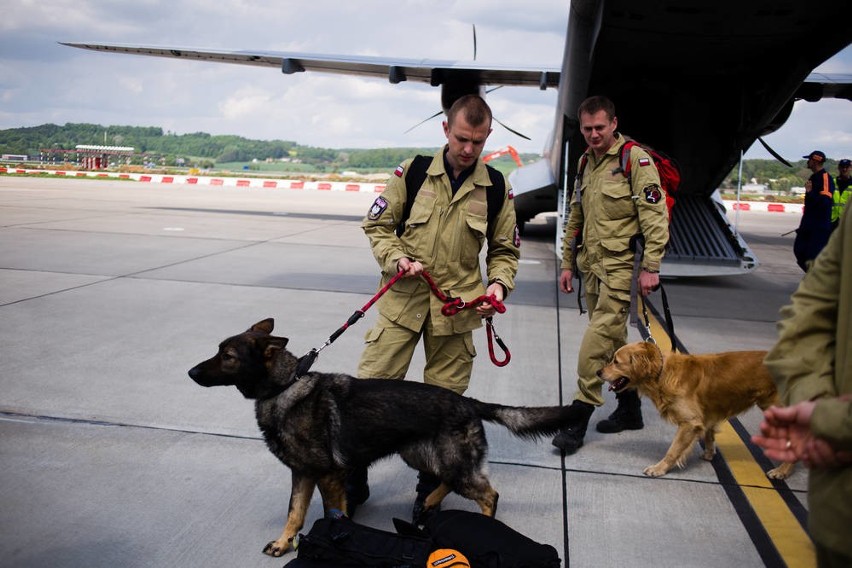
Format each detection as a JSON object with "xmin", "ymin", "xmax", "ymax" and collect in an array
[{"xmin": 1, "ymin": 0, "xmax": 849, "ymax": 160}]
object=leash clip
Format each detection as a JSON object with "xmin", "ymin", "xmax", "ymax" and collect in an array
[{"xmin": 294, "ymin": 348, "xmax": 320, "ymax": 379}]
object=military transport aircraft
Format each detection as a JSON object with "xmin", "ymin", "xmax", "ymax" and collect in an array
[{"xmin": 63, "ymin": 0, "xmax": 851, "ymax": 276}]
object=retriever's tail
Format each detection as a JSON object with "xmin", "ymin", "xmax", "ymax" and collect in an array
[{"xmin": 471, "ymin": 399, "xmax": 579, "ymax": 440}]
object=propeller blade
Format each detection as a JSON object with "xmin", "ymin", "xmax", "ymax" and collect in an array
[
  {"xmin": 472, "ymin": 24, "xmax": 477, "ymax": 61},
  {"xmin": 494, "ymin": 117, "xmax": 531, "ymax": 140},
  {"xmin": 757, "ymin": 137, "xmax": 793, "ymax": 167},
  {"xmin": 404, "ymin": 109, "xmax": 444, "ymax": 134},
  {"xmin": 485, "ymin": 85, "xmax": 503, "ymax": 95}
]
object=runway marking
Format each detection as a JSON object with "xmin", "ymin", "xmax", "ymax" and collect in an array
[
  {"xmin": 640, "ymin": 295, "xmax": 815, "ymax": 567},
  {"xmin": 715, "ymin": 424, "xmax": 815, "ymax": 567}
]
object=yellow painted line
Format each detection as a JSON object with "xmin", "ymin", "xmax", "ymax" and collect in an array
[
  {"xmin": 715, "ymin": 423, "xmax": 815, "ymax": 566},
  {"xmin": 639, "ymin": 296, "xmax": 815, "ymax": 567}
]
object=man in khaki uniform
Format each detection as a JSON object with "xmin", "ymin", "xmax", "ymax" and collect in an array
[
  {"xmin": 753, "ymin": 204, "xmax": 852, "ymax": 567},
  {"xmin": 349, "ymin": 94, "xmax": 520, "ymax": 522},
  {"xmin": 552, "ymin": 95, "xmax": 669, "ymax": 455}
]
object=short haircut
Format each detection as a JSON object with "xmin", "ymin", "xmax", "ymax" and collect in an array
[
  {"xmin": 578, "ymin": 96, "xmax": 616, "ymax": 121},
  {"xmin": 447, "ymin": 95, "xmax": 492, "ymax": 128}
]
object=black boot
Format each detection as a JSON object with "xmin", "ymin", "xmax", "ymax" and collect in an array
[
  {"xmin": 412, "ymin": 471, "xmax": 441, "ymax": 526},
  {"xmin": 596, "ymin": 389, "xmax": 644, "ymax": 433},
  {"xmin": 551, "ymin": 400, "xmax": 595, "ymax": 454},
  {"xmin": 344, "ymin": 466, "xmax": 370, "ymax": 518}
]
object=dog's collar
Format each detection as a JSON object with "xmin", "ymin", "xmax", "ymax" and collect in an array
[
  {"xmin": 257, "ymin": 356, "xmax": 311, "ymax": 401},
  {"xmin": 257, "ymin": 377, "xmax": 298, "ymax": 401}
]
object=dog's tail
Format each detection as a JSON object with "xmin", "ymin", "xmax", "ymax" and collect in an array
[{"xmin": 471, "ymin": 400, "xmax": 579, "ymax": 440}]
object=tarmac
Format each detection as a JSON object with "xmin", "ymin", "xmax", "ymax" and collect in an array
[{"xmin": 0, "ymin": 175, "xmax": 810, "ymax": 567}]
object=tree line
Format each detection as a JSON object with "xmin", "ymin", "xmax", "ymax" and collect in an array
[
  {"xmin": 0, "ymin": 123, "xmax": 449, "ymax": 172},
  {"xmin": 0, "ymin": 123, "xmax": 838, "ymax": 187}
]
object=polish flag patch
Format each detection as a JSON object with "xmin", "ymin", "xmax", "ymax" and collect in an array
[
  {"xmin": 638, "ymin": 157, "xmax": 651, "ymax": 167},
  {"xmin": 394, "ymin": 165, "xmax": 405, "ymax": 177}
]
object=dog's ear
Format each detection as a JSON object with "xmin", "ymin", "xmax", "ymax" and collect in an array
[
  {"xmin": 250, "ymin": 318, "xmax": 275, "ymax": 334},
  {"xmin": 640, "ymin": 342, "xmax": 663, "ymax": 376},
  {"xmin": 258, "ymin": 336, "xmax": 289, "ymax": 360}
]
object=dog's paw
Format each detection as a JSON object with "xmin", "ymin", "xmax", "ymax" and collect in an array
[
  {"xmin": 262, "ymin": 539, "xmax": 292, "ymax": 557},
  {"xmin": 643, "ymin": 462, "xmax": 669, "ymax": 477},
  {"xmin": 701, "ymin": 449, "xmax": 716, "ymax": 462},
  {"xmin": 767, "ymin": 463, "xmax": 794, "ymax": 480}
]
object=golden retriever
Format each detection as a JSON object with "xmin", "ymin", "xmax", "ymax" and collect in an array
[{"xmin": 598, "ymin": 341, "xmax": 794, "ymax": 479}]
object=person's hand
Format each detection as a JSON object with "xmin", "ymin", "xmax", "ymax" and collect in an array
[
  {"xmin": 638, "ymin": 270, "xmax": 659, "ymax": 297},
  {"xmin": 559, "ymin": 269, "xmax": 574, "ymax": 294},
  {"xmin": 752, "ymin": 402, "xmax": 852, "ymax": 469},
  {"xmin": 477, "ymin": 282, "xmax": 505, "ymax": 317},
  {"xmin": 396, "ymin": 257, "xmax": 423, "ymax": 278}
]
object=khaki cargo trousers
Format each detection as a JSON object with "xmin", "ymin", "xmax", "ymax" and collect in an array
[
  {"xmin": 357, "ymin": 313, "xmax": 475, "ymax": 395},
  {"xmin": 575, "ymin": 273, "xmax": 630, "ymax": 406}
]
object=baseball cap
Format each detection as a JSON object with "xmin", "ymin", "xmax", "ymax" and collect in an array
[
  {"xmin": 428, "ymin": 548, "xmax": 471, "ymax": 567},
  {"xmin": 803, "ymin": 150, "xmax": 826, "ymax": 162},
  {"xmin": 840, "ymin": 159, "xmax": 851, "ymax": 167}
]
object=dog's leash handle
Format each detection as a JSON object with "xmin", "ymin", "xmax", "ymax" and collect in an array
[{"xmin": 486, "ymin": 317, "xmax": 511, "ymax": 367}]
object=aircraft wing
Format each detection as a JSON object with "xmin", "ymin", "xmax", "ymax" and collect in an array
[
  {"xmin": 60, "ymin": 42, "xmax": 561, "ymax": 89},
  {"xmin": 798, "ymin": 72, "xmax": 852, "ymax": 101}
]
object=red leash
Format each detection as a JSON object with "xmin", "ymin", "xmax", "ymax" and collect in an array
[
  {"xmin": 295, "ymin": 269, "xmax": 511, "ymax": 377},
  {"xmin": 294, "ymin": 270, "xmax": 407, "ymax": 377},
  {"xmin": 418, "ymin": 271, "xmax": 506, "ymax": 317},
  {"xmin": 419, "ymin": 270, "xmax": 510, "ymax": 366}
]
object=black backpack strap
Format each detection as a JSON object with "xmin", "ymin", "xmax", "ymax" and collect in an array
[
  {"xmin": 617, "ymin": 139, "xmax": 637, "ymax": 178},
  {"xmin": 484, "ymin": 164, "xmax": 506, "ymax": 238},
  {"xmin": 576, "ymin": 153, "xmax": 589, "ymax": 184},
  {"xmin": 397, "ymin": 155, "xmax": 432, "ymax": 237}
]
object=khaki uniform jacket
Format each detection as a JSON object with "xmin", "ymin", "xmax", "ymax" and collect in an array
[
  {"xmin": 764, "ymin": 205, "xmax": 852, "ymax": 557},
  {"xmin": 362, "ymin": 147, "xmax": 520, "ymax": 336},
  {"xmin": 561, "ymin": 134, "xmax": 668, "ymax": 297}
]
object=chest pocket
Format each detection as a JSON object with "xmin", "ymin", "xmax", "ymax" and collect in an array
[
  {"xmin": 405, "ymin": 189, "xmax": 436, "ymax": 230},
  {"xmin": 464, "ymin": 212, "xmax": 487, "ymax": 246},
  {"xmin": 599, "ymin": 178, "xmax": 635, "ymax": 220}
]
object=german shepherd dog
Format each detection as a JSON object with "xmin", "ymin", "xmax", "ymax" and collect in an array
[{"xmin": 188, "ymin": 318, "xmax": 577, "ymax": 558}]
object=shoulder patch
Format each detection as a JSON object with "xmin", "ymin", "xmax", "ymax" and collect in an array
[
  {"xmin": 644, "ymin": 187, "xmax": 662, "ymax": 204},
  {"xmin": 508, "ymin": 187, "xmax": 514, "ymax": 200},
  {"xmin": 638, "ymin": 157, "xmax": 651, "ymax": 167},
  {"xmin": 394, "ymin": 165, "xmax": 405, "ymax": 177},
  {"xmin": 367, "ymin": 196, "xmax": 389, "ymax": 220}
]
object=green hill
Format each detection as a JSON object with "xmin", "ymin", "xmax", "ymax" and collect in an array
[
  {"xmin": 0, "ymin": 123, "xmax": 826, "ymax": 188},
  {"xmin": 0, "ymin": 123, "xmax": 533, "ymax": 174}
]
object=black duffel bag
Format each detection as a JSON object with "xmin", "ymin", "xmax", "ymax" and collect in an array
[
  {"xmin": 284, "ymin": 515, "xmax": 431, "ymax": 568},
  {"xmin": 424, "ymin": 509, "xmax": 561, "ymax": 568},
  {"xmin": 285, "ymin": 510, "xmax": 562, "ymax": 568}
]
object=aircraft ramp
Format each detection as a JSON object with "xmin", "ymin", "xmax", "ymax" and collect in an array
[{"xmin": 663, "ymin": 194, "xmax": 759, "ymax": 277}]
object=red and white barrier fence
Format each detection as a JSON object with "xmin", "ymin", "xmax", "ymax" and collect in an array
[
  {"xmin": 1, "ymin": 166, "xmax": 804, "ymax": 213},
  {"xmin": 0, "ymin": 167, "xmax": 387, "ymax": 193}
]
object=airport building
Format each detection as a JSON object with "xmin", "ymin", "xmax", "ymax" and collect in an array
[{"xmin": 39, "ymin": 144, "xmax": 136, "ymax": 169}]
